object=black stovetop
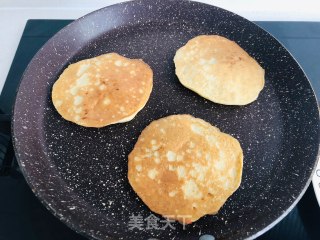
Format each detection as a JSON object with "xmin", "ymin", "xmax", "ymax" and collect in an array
[{"xmin": 0, "ymin": 20, "xmax": 320, "ymax": 240}]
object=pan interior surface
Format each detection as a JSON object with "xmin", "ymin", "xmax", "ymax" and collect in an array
[{"xmin": 12, "ymin": 0, "xmax": 320, "ymax": 239}]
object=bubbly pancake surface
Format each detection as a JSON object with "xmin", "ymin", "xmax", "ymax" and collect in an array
[
  {"xmin": 52, "ymin": 53, "xmax": 153, "ymax": 127},
  {"xmin": 128, "ymin": 114, "xmax": 243, "ymax": 223},
  {"xmin": 174, "ymin": 35, "xmax": 265, "ymax": 105}
]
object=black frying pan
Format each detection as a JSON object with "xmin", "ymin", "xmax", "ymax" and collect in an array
[{"xmin": 12, "ymin": 0, "xmax": 320, "ymax": 239}]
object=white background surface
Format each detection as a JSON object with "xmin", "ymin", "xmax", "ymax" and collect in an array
[{"xmin": 1, "ymin": 0, "xmax": 320, "ymax": 205}]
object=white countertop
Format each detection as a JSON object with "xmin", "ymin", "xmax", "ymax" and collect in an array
[{"xmin": 1, "ymin": 0, "xmax": 320, "ymax": 93}]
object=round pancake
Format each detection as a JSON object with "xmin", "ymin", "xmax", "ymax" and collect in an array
[
  {"xmin": 52, "ymin": 53, "xmax": 153, "ymax": 127},
  {"xmin": 174, "ymin": 35, "xmax": 265, "ymax": 105},
  {"xmin": 128, "ymin": 114, "xmax": 243, "ymax": 223}
]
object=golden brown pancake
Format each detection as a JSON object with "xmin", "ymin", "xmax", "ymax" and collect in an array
[
  {"xmin": 174, "ymin": 35, "xmax": 265, "ymax": 105},
  {"xmin": 52, "ymin": 53, "xmax": 153, "ymax": 127},
  {"xmin": 128, "ymin": 114, "xmax": 243, "ymax": 223}
]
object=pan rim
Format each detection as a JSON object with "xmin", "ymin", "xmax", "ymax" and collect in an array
[{"xmin": 12, "ymin": 0, "xmax": 320, "ymax": 239}]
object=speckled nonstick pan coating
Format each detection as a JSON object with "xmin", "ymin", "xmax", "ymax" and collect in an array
[{"xmin": 12, "ymin": 0, "xmax": 320, "ymax": 239}]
